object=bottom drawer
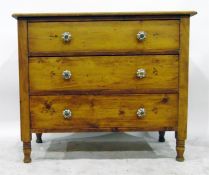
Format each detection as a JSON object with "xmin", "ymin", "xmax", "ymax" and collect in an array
[{"xmin": 30, "ymin": 94, "xmax": 178, "ymax": 131}]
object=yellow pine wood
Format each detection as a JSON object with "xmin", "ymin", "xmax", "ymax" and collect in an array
[
  {"xmin": 12, "ymin": 11, "xmax": 197, "ymax": 19},
  {"xmin": 28, "ymin": 20, "xmax": 179, "ymax": 54},
  {"xmin": 30, "ymin": 94, "xmax": 178, "ymax": 130},
  {"xmin": 14, "ymin": 12, "xmax": 196, "ymax": 162},
  {"xmin": 18, "ymin": 20, "xmax": 31, "ymax": 142},
  {"xmin": 29, "ymin": 55, "xmax": 178, "ymax": 92},
  {"xmin": 175, "ymin": 17, "xmax": 190, "ymax": 162},
  {"xmin": 178, "ymin": 17, "xmax": 190, "ymax": 140}
]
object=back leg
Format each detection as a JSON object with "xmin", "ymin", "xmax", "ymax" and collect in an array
[
  {"xmin": 36, "ymin": 133, "xmax": 43, "ymax": 143},
  {"xmin": 159, "ymin": 131, "xmax": 165, "ymax": 142}
]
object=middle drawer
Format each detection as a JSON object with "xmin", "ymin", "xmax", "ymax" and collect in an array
[{"xmin": 29, "ymin": 55, "xmax": 178, "ymax": 93}]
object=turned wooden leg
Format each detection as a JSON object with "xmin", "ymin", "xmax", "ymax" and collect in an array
[
  {"xmin": 36, "ymin": 133, "xmax": 43, "ymax": 143},
  {"xmin": 176, "ymin": 139, "xmax": 185, "ymax": 162},
  {"xmin": 23, "ymin": 142, "xmax": 31, "ymax": 163},
  {"xmin": 158, "ymin": 131, "xmax": 165, "ymax": 142}
]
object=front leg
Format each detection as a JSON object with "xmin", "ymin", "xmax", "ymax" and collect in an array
[
  {"xmin": 23, "ymin": 142, "xmax": 31, "ymax": 163},
  {"xmin": 158, "ymin": 131, "xmax": 165, "ymax": 142}
]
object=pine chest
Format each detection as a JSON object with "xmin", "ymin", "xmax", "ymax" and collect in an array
[{"xmin": 13, "ymin": 11, "xmax": 196, "ymax": 163}]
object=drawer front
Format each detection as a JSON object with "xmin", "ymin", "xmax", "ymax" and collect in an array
[
  {"xmin": 30, "ymin": 94, "xmax": 178, "ymax": 130},
  {"xmin": 28, "ymin": 20, "xmax": 179, "ymax": 54},
  {"xmin": 29, "ymin": 55, "xmax": 178, "ymax": 93}
]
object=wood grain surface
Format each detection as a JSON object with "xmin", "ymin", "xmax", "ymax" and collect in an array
[
  {"xmin": 12, "ymin": 11, "xmax": 197, "ymax": 19},
  {"xmin": 29, "ymin": 55, "xmax": 179, "ymax": 93},
  {"xmin": 18, "ymin": 20, "xmax": 31, "ymax": 142},
  {"xmin": 30, "ymin": 94, "xmax": 178, "ymax": 130},
  {"xmin": 14, "ymin": 11, "xmax": 196, "ymax": 162},
  {"xmin": 176, "ymin": 17, "xmax": 190, "ymax": 161},
  {"xmin": 28, "ymin": 20, "xmax": 179, "ymax": 54}
]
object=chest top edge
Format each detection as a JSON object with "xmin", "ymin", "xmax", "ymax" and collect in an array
[{"xmin": 12, "ymin": 11, "xmax": 197, "ymax": 20}]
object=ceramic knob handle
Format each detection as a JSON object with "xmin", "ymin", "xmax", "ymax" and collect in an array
[
  {"xmin": 137, "ymin": 31, "xmax": 146, "ymax": 41},
  {"xmin": 137, "ymin": 108, "xmax": 146, "ymax": 118},
  {"xmin": 136, "ymin": 68, "xmax": 146, "ymax": 79},
  {"xmin": 62, "ymin": 70, "xmax": 72, "ymax": 80},
  {"xmin": 63, "ymin": 109, "xmax": 72, "ymax": 119},
  {"xmin": 62, "ymin": 32, "xmax": 72, "ymax": 42}
]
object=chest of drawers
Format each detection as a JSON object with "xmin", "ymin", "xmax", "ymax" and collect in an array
[{"xmin": 13, "ymin": 11, "xmax": 196, "ymax": 163}]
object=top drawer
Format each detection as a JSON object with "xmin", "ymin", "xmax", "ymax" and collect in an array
[{"xmin": 28, "ymin": 20, "xmax": 179, "ymax": 55}]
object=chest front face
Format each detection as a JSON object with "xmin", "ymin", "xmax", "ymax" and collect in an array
[
  {"xmin": 27, "ymin": 17, "xmax": 181, "ymax": 132},
  {"xmin": 14, "ymin": 11, "xmax": 196, "ymax": 162}
]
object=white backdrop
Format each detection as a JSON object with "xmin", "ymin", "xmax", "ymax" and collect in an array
[{"xmin": 0, "ymin": 0, "xmax": 208, "ymax": 138}]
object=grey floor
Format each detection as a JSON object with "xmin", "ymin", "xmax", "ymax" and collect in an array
[{"xmin": 1, "ymin": 122, "xmax": 209, "ymax": 175}]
